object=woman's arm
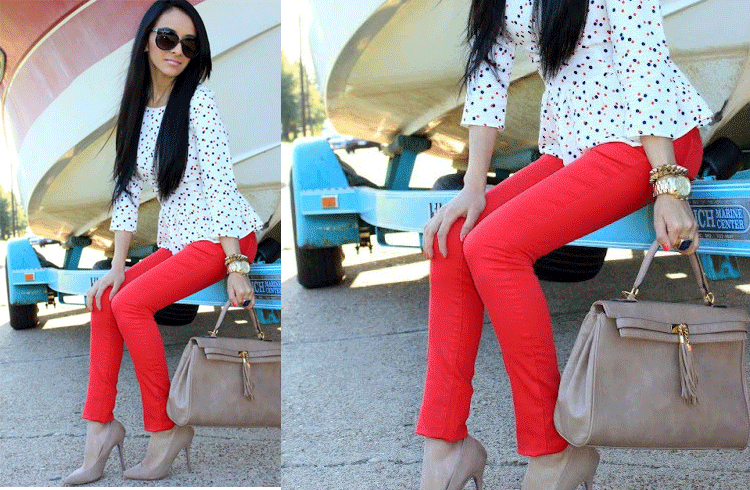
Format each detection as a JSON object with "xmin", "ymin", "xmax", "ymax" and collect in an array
[
  {"xmin": 219, "ymin": 236, "xmax": 255, "ymax": 308},
  {"xmin": 641, "ymin": 135, "xmax": 698, "ymax": 254},
  {"xmin": 86, "ymin": 230, "xmax": 132, "ymax": 311},
  {"xmin": 422, "ymin": 125, "xmax": 496, "ymax": 259}
]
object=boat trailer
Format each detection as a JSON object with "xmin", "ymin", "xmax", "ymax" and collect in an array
[
  {"xmin": 5, "ymin": 236, "xmax": 280, "ymax": 330},
  {"xmin": 290, "ymin": 134, "xmax": 750, "ymax": 288}
]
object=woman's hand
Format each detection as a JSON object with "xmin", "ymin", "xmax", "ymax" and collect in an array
[
  {"xmin": 653, "ymin": 194, "xmax": 699, "ymax": 254},
  {"xmin": 227, "ymin": 272, "xmax": 255, "ymax": 309},
  {"xmin": 423, "ymin": 187, "xmax": 486, "ymax": 259},
  {"xmin": 86, "ymin": 268, "xmax": 126, "ymax": 311}
]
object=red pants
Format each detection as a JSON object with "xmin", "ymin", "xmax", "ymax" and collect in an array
[
  {"xmin": 416, "ymin": 129, "xmax": 702, "ymax": 456},
  {"xmin": 82, "ymin": 234, "xmax": 257, "ymax": 432}
]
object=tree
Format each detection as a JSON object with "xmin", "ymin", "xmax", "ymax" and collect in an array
[{"xmin": 280, "ymin": 53, "xmax": 327, "ymax": 141}]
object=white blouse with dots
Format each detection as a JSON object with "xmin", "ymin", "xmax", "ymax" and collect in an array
[
  {"xmin": 110, "ymin": 85, "xmax": 264, "ymax": 253},
  {"xmin": 461, "ymin": 0, "xmax": 714, "ymax": 164}
]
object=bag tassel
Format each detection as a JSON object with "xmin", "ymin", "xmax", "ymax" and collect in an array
[
  {"xmin": 240, "ymin": 352, "xmax": 255, "ymax": 400},
  {"xmin": 673, "ymin": 324, "xmax": 698, "ymax": 405}
]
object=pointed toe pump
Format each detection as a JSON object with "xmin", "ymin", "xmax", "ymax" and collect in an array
[
  {"xmin": 421, "ymin": 435, "xmax": 487, "ymax": 490},
  {"xmin": 123, "ymin": 425, "xmax": 194, "ymax": 480},
  {"xmin": 64, "ymin": 419, "xmax": 126, "ymax": 486},
  {"xmin": 521, "ymin": 445, "xmax": 599, "ymax": 490}
]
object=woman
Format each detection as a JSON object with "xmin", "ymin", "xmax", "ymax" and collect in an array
[
  {"xmin": 64, "ymin": 0, "xmax": 263, "ymax": 484},
  {"xmin": 418, "ymin": 0, "xmax": 712, "ymax": 488}
]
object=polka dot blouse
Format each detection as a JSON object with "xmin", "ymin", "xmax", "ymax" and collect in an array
[
  {"xmin": 110, "ymin": 85, "xmax": 264, "ymax": 253},
  {"xmin": 461, "ymin": 0, "xmax": 714, "ymax": 165}
]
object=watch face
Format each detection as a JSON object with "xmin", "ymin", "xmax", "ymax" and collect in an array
[
  {"xmin": 675, "ymin": 176, "xmax": 691, "ymax": 196},
  {"xmin": 240, "ymin": 262, "xmax": 251, "ymax": 274}
]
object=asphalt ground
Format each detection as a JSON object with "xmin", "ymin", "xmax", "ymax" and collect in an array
[
  {"xmin": 281, "ymin": 143, "xmax": 750, "ymax": 489},
  {"xmin": 0, "ymin": 241, "xmax": 280, "ymax": 488}
]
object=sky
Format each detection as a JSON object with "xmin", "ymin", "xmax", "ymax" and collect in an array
[{"xmin": 280, "ymin": 0, "xmax": 313, "ymax": 70}]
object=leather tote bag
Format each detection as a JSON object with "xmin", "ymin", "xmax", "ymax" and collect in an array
[
  {"xmin": 167, "ymin": 301, "xmax": 281, "ymax": 427},
  {"xmin": 554, "ymin": 241, "xmax": 750, "ymax": 449}
]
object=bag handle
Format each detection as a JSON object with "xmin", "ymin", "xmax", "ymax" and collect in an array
[
  {"xmin": 625, "ymin": 240, "xmax": 715, "ymax": 306},
  {"xmin": 208, "ymin": 300, "xmax": 265, "ymax": 340}
]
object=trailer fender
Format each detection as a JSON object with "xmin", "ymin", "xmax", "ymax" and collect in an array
[
  {"xmin": 6, "ymin": 238, "xmax": 48, "ymax": 305},
  {"xmin": 290, "ymin": 138, "xmax": 359, "ymax": 248}
]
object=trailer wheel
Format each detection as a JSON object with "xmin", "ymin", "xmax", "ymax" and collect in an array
[
  {"xmin": 5, "ymin": 258, "xmax": 39, "ymax": 330},
  {"xmin": 432, "ymin": 172, "xmax": 607, "ymax": 282},
  {"xmin": 533, "ymin": 246, "xmax": 608, "ymax": 282},
  {"xmin": 290, "ymin": 173, "xmax": 344, "ymax": 288},
  {"xmin": 154, "ymin": 303, "xmax": 200, "ymax": 326}
]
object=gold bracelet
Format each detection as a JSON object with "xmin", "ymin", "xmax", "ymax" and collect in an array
[
  {"xmin": 224, "ymin": 253, "xmax": 248, "ymax": 266},
  {"xmin": 648, "ymin": 164, "xmax": 689, "ymax": 184}
]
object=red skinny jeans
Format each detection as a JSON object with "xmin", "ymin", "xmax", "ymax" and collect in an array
[
  {"xmin": 417, "ymin": 129, "xmax": 702, "ymax": 456},
  {"xmin": 82, "ymin": 233, "xmax": 257, "ymax": 432}
]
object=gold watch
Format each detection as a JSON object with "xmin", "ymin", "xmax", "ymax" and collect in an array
[
  {"xmin": 653, "ymin": 175, "xmax": 691, "ymax": 200},
  {"xmin": 226, "ymin": 260, "xmax": 251, "ymax": 275}
]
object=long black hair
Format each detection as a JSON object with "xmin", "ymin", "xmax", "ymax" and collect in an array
[
  {"xmin": 464, "ymin": 0, "xmax": 589, "ymax": 84},
  {"xmin": 112, "ymin": 0, "xmax": 211, "ymax": 205}
]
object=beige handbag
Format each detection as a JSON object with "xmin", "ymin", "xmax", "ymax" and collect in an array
[
  {"xmin": 554, "ymin": 241, "xmax": 750, "ymax": 449},
  {"xmin": 167, "ymin": 301, "xmax": 281, "ymax": 427}
]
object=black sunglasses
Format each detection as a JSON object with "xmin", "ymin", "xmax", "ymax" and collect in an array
[{"xmin": 151, "ymin": 28, "xmax": 198, "ymax": 59}]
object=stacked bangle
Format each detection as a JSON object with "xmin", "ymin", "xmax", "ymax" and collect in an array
[
  {"xmin": 224, "ymin": 253, "xmax": 248, "ymax": 266},
  {"xmin": 648, "ymin": 164, "xmax": 689, "ymax": 184}
]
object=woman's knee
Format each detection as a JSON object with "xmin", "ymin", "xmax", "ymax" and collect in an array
[{"xmin": 462, "ymin": 226, "xmax": 530, "ymax": 271}]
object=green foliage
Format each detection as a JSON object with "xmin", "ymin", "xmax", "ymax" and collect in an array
[
  {"xmin": 281, "ymin": 52, "xmax": 326, "ymax": 141},
  {"xmin": 0, "ymin": 188, "xmax": 26, "ymax": 239}
]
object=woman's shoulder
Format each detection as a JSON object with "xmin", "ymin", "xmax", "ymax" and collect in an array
[{"xmin": 189, "ymin": 84, "xmax": 216, "ymax": 110}]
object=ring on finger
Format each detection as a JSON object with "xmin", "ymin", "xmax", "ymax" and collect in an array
[
  {"xmin": 242, "ymin": 299, "xmax": 251, "ymax": 307},
  {"xmin": 678, "ymin": 239, "xmax": 693, "ymax": 251}
]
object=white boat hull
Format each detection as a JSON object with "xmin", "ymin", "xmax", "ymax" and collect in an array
[{"xmin": 307, "ymin": 0, "xmax": 750, "ymax": 162}]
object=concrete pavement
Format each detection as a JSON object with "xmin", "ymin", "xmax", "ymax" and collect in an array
[
  {"xmin": 281, "ymin": 143, "xmax": 750, "ymax": 489},
  {"xmin": 0, "ymin": 241, "xmax": 280, "ymax": 487}
]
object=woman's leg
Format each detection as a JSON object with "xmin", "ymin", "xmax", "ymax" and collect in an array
[
  {"xmin": 84, "ymin": 233, "xmax": 257, "ymax": 431},
  {"xmin": 110, "ymin": 233, "xmax": 257, "ymax": 432},
  {"xmin": 417, "ymin": 154, "xmax": 567, "ymax": 442},
  {"xmin": 462, "ymin": 129, "xmax": 702, "ymax": 456},
  {"xmin": 82, "ymin": 248, "xmax": 174, "ymax": 425}
]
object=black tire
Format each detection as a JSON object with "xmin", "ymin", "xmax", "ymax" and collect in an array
[
  {"xmin": 92, "ymin": 259, "xmax": 113, "ymax": 270},
  {"xmin": 154, "ymin": 303, "xmax": 200, "ymax": 326},
  {"xmin": 5, "ymin": 258, "xmax": 39, "ymax": 330},
  {"xmin": 431, "ymin": 173, "xmax": 607, "ymax": 282},
  {"xmin": 290, "ymin": 170, "xmax": 345, "ymax": 288},
  {"xmin": 533, "ymin": 246, "xmax": 608, "ymax": 282}
]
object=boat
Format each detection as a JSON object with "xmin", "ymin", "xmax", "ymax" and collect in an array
[
  {"xmin": 306, "ymin": 0, "xmax": 750, "ymax": 163},
  {"xmin": 1, "ymin": 0, "xmax": 281, "ymax": 254}
]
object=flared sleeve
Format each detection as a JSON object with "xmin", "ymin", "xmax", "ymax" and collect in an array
[
  {"xmin": 460, "ymin": 37, "xmax": 516, "ymax": 130},
  {"xmin": 189, "ymin": 86, "xmax": 262, "ymax": 239},
  {"xmin": 605, "ymin": 0, "xmax": 713, "ymax": 139},
  {"xmin": 110, "ymin": 173, "xmax": 144, "ymax": 232}
]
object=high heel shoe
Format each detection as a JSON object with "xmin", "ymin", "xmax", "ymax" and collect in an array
[
  {"xmin": 521, "ymin": 445, "xmax": 599, "ymax": 490},
  {"xmin": 420, "ymin": 435, "xmax": 487, "ymax": 490},
  {"xmin": 123, "ymin": 425, "xmax": 194, "ymax": 480},
  {"xmin": 64, "ymin": 419, "xmax": 126, "ymax": 485}
]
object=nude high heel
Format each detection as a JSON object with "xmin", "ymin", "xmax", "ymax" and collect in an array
[
  {"xmin": 521, "ymin": 445, "xmax": 599, "ymax": 490},
  {"xmin": 420, "ymin": 435, "xmax": 487, "ymax": 490},
  {"xmin": 64, "ymin": 419, "xmax": 126, "ymax": 485},
  {"xmin": 123, "ymin": 425, "xmax": 194, "ymax": 480}
]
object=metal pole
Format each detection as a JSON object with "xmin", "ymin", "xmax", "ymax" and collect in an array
[{"xmin": 298, "ymin": 13, "xmax": 307, "ymax": 136}]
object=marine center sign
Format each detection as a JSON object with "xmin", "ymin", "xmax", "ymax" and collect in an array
[{"xmin": 691, "ymin": 198, "xmax": 750, "ymax": 240}]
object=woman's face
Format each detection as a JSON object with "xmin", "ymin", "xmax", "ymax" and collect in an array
[{"xmin": 146, "ymin": 8, "xmax": 196, "ymax": 82}]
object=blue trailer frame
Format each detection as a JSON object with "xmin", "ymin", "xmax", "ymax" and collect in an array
[
  {"xmin": 6, "ymin": 236, "xmax": 281, "ymax": 329},
  {"xmin": 291, "ymin": 135, "xmax": 750, "ymax": 286}
]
